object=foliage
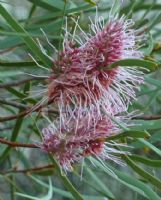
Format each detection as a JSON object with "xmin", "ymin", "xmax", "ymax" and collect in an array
[{"xmin": 1, "ymin": 0, "xmax": 161, "ymax": 199}]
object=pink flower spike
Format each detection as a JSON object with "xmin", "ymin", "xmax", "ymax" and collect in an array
[
  {"xmin": 41, "ymin": 111, "xmax": 127, "ymax": 171},
  {"xmin": 48, "ymin": 14, "xmax": 144, "ymax": 120},
  {"xmin": 40, "ymin": 11, "xmax": 145, "ymax": 171}
]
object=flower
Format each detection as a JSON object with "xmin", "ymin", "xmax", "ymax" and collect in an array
[
  {"xmin": 41, "ymin": 13, "xmax": 144, "ymax": 170},
  {"xmin": 42, "ymin": 111, "xmax": 124, "ymax": 171},
  {"xmin": 48, "ymin": 15, "xmax": 144, "ymax": 122}
]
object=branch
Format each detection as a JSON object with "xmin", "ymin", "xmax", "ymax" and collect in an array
[
  {"xmin": 0, "ymin": 137, "xmax": 39, "ymax": 148},
  {"xmin": 0, "ymin": 164, "xmax": 54, "ymax": 175},
  {"xmin": 0, "ymin": 99, "xmax": 59, "ymax": 122},
  {"xmin": 0, "ymin": 110, "xmax": 30, "ymax": 122}
]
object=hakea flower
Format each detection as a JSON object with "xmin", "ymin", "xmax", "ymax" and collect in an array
[
  {"xmin": 39, "ymin": 12, "xmax": 144, "ymax": 171},
  {"xmin": 48, "ymin": 14, "xmax": 144, "ymax": 120},
  {"xmin": 41, "ymin": 111, "xmax": 126, "ymax": 171}
]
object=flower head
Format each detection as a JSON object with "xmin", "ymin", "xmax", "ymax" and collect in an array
[
  {"xmin": 48, "ymin": 15, "xmax": 144, "ymax": 121},
  {"xmin": 42, "ymin": 112, "xmax": 123, "ymax": 171},
  {"xmin": 40, "ymin": 12, "xmax": 144, "ymax": 171}
]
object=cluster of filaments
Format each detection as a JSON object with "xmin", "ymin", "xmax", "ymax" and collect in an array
[{"xmin": 41, "ymin": 14, "xmax": 144, "ymax": 171}]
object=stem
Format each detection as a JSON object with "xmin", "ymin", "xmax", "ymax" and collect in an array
[
  {"xmin": 0, "ymin": 99, "xmax": 58, "ymax": 122},
  {"xmin": 0, "ymin": 138, "xmax": 38, "ymax": 148},
  {"xmin": 0, "ymin": 164, "xmax": 54, "ymax": 175}
]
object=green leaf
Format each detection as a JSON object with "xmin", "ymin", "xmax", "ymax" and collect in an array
[
  {"xmin": 144, "ymin": 33, "xmax": 154, "ymax": 56},
  {"xmin": 0, "ymin": 83, "xmax": 31, "ymax": 163},
  {"xmin": 107, "ymin": 59, "xmax": 159, "ymax": 72},
  {"xmin": 28, "ymin": 4, "xmax": 93, "ymax": 23},
  {"xmin": 148, "ymin": 12, "xmax": 161, "ymax": 30},
  {"xmin": 29, "ymin": 175, "xmax": 104, "ymax": 200},
  {"xmin": 90, "ymin": 158, "xmax": 161, "ymax": 200},
  {"xmin": 84, "ymin": 0, "xmax": 96, "ymax": 6},
  {"xmin": 26, "ymin": 4, "xmax": 36, "ymax": 25},
  {"xmin": 27, "ymin": 0, "xmax": 65, "ymax": 11},
  {"xmin": 85, "ymin": 167, "xmax": 115, "ymax": 200},
  {"xmin": 49, "ymin": 155, "xmax": 84, "ymax": 200},
  {"xmin": 0, "ymin": 61, "xmax": 40, "ymax": 68},
  {"xmin": 0, "ymin": 36, "xmax": 22, "ymax": 49},
  {"xmin": 145, "ymin": 76, "xmax": 161, "ymax": 88},
  {"xmin": 0, "ymin": 4, "xmax": 51, "ymax": 67},
  {"xmin": 106, "ymin": 130, "xmax": 150, "ymax": 141},
  {"xmin": 110, "ymin": 0, "xmax": 121, "ymax": 16},
  {"xmin": 0, "ymin": 71, "xmax": 23, "ymax": 78},
  {"xmin": 16, "ymin": 178, "xmax": 53, "ymax": 200},
  {"xmin": 131, "ymin": 119, "xmax": 161, "ymax": 130},
  {"xmin": 137, "ymin": 138, "xmax": 161, "ymax": 157},
  {"xmin": 0, "ymin": 110, "xmax": 25, "ymax": 163},
  {"xmin": 123, "ymin": 155, "xmax": 161, "ymax": 191},
  {"xmin": 0, "ymin": 30, "xmax": 61, "ymax": 39},
  {"xmin": 129, "ymin": 155, "xmax": 161, "ymax": 167},
  {"xmin": 0, "ymin": 81, "xmax": 37, "ymax": 104}
]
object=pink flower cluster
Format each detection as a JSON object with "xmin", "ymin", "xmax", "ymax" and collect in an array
[
  {"xmin": 41, "ymin": 14, "xmax": 144, "ymax": 170},
  {"xmin": 42, "ymin": 112, "xmax": 121, "ymax": 171}
]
